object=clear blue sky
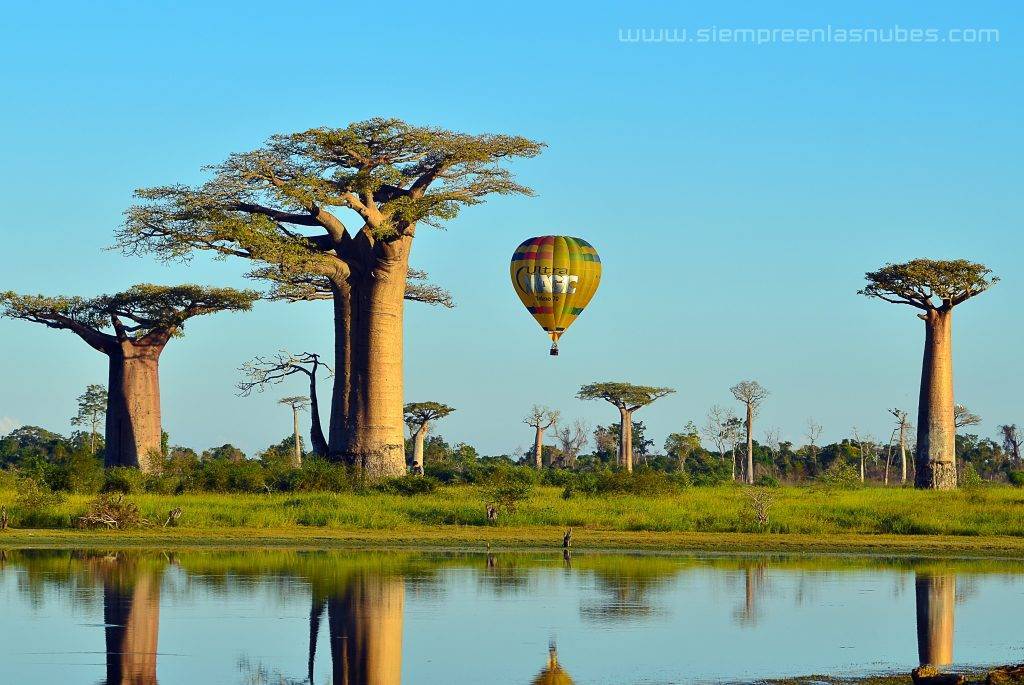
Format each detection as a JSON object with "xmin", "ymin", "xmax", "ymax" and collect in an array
[{"xmin": 0, "ymin": 1, "xmax": 1020, "ymax": 456}]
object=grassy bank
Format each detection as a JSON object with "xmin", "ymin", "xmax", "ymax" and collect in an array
[{"xmin": 3, "ymin": 484, "xmax": 1024, "ymax": 554}]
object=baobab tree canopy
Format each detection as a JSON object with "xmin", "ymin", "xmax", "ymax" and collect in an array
[
  {"xmin": 860, "ymin": 259, "xmax": 997, "ymax": 490},
  {"xmin": 1, "ymin": 285, "xmax": 258, "ymax": 471},
  {"xmin": 117, "ymin": 117, "xmax": 544, "ymax": 479},
  {"xmin": 403, "ymin": 402, "xmax": 456, "ymax": 428},
  {"xmin": 577, "ymin": 382, "xmax": 674, "ymax": 473}
]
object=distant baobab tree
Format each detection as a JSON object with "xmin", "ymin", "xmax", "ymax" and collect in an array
[
  {"xmin": 888, "ymin": 408, "xmax": 911, "ymax": 485},
  {"xmin": 279, "ymin": 396, "xmax": 311, "ymax": 467},
  {"xmin": 577, "ymin": 382, "xmax": 674, "ymax": 473},
  {"xmin": 1001, "ymin": 424, "xmax": 1022, "ymax": 463},
  {"xmin": 118, "ymin": 118, "xmax": 543, "ymax": 480},
  {"xmin": 403, "ymin": 402, "xmax": 455, "ymax": 472},
  {"xmin": 805, "ymin": 419, "xmax": 823, "ymax": 474},
  {"xmin": 730, "ymin": 380, "xmax": 769, "ymax": 484},
  {"xmin": 239, "ymin": 351, "xmax": 330, "ymax": 457},
  {"xmin": 71, "ymin": 384, "xmax": 107, "ymax": 456},
  {"xmin": 861, "ymin": 259, "xmax": 998, "ymax": 489},
  {"xmin": 523, "ymin": 405, "xmax": 560, "ymax": 469},
  {"xmin": 1, "ymin": 285, "xmax": 257, "ymax": 471}
]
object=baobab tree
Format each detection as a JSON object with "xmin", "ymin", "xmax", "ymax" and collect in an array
[
  {"xmin": 118, "ymin": 118, "xmax": 543, "ymax": 479},
  {"xmin": 239, "ymin": 351, "xmax": 330, "ymax": 456},
  {"xmin": 523, "ymin": 405, "xmax": 560, "ymax": 469},
  {"xmin": 403, "ymin": 401, "xmax": 455, "ymax": 472},
  {"xmin": 1, "ymin": 285, "xmax": 258, "ymax": 471},
  {"xmin": 730, "ymin": 380, "xmax": 769, "ymax": 484},
  {"xmin": 1001, "ymin": 424, "xmax": 1022, "ymax": 463},
  {"xmin": 577, "ymin": 382, "xmax": 674, "ymax": 472},
  {"xmin": 279, "ymin": 396, "xmax": 310, "ymax": 468},
  {"xmin": 554, "ymin": 419, "xmax": 589, "ymax": 468},
  {"xmin": 861, "ymin": 259, "xmax": 998, "ymax": 489},
  {"xmin": 889, "ymin": 408, "xmax": 911, "ymax": 484},
  {"xmin": 71, "ymin": 384, "xmax": 107, "ymax": 456}
]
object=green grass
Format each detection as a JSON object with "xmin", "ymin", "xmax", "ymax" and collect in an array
[{"xmin": 4, "ymin": 484, "xmax": 1024, "ymax": 554}]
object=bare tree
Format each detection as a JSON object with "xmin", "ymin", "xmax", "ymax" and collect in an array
[
  {"xmin": 523, "ymin": 405, "xmax": 560, "ymax": 469},
  {"xmin": 851, "ymin": 427, "xmax": 876, "ymax": 484},
  {"xmin": 730, "ymin": 381, "xmax": 769, "ymax": 484},
  {"xmin": 954, "ymin": 404, "xmax": 982, "ymax": 430},
  {"xmin": 889, "ymin": 408, "xmax": 911, "ymax": 484},
  {"xmin": 239, "ymin": 351, "xmax": 331, "ymax": 457},
  {"xmin": 805, "ymin": 418, "xmax": 823, "ymax": 473},
  {"xmin": 763, "ymin": 427, "xmax": 782, "ymax": 478},
  {"xmin": 1001, "ymin": 424, "xmax": 1022, "ymax": 463},
  {"xmin": 279, "ymin": 396, "xmax": 310, "ymax": 467},
  {"xmin": 554, "ymin": 419, "xmax": 589, "ymax": 469}
]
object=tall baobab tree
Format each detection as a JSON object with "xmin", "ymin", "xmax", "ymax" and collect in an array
[
  {"xmin": 730, "ymin": 380, "xmax": 769, "ymax": 484},
  {"xmin": 71, "ymin": 384, "xmax": 107, "ymax": 456},
  {"xmin": 861, "ymin": 259, "xmax": 998, "ymax": 489},
  {"xmin": 279, "ymin": 396, "xmax": 310, "ymax": 467},
  {"xmin": 1, "ymin": 285, "xmax": 257, "ymax": 471},
  {"xmin": 118, "ymin": 118, "xmax": 544, "ymax": 479},
  {"xmin": 554, "ymin": 419, "xmax": 589, "ymax": 469},
  {"xmin": 403, "ymin": 401, "xmax": 455, "ymax": 472},
  {"xmin": 889, "ymin": 408, "xmax": 911, "ymax": 484},
  {"xmin": 577, "ymin": 382, "xmax": 674, "ymax": 473},
  {"xmin": 523, "ymin": 405, "xmax": 560, "ymax": 469},
  {"xmin": 239, "ymin": 351, "xmax": 331, "ymax": 457}
]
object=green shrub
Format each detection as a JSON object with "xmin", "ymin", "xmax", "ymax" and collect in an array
[
  {"xmin": 960, "ymin": 463, "xmax": 983, "ymax": 489},
  {"xmin": 1008, "ymin": 471, "xmax": 1024, "ymax": 487},
  {"xmin": 16, "ymin": 475, "xmax": 65, "ymax": 511},
  {"xmin": 483, "ymin": 468, "xmax": 534, "ymax": 513},
  {"xmin": 103, "ymin": 467, "xmax": 147, "ymax": 494},
  {"xmin": 756, "ymin": 475, "xmax": 780, "ymax": 488},
  {"xmin": 818, "ymin": 461, "xmax": 862, "ymax": 490},
  {"xmin": 293, "ymin": 459, "xmax": 355, "ymax": 493},
  {"xmin": 378, "ymin": 475, "xmax": 438, "ymax": 496}
]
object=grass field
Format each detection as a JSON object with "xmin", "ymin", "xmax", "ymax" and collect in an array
[{"xmin": 3, "ymin": 484, "xmax": 1024, "ymax": 554}]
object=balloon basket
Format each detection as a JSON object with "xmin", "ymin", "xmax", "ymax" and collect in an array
[{"xmin": 550, "ymin": 342, "xmax": 559, "ymax": 356}]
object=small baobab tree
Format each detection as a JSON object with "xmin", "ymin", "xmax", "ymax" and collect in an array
[
  {"xmin": 278, "ymin": 396, "xmax": 310, "ymax": 467},
  {"xmin": 861, "ymin": 259, "xmax": 998, "ymax": 489},
  {"xmin": 403, "ymin": 401, "xmax": 455, "ymax": 473},
  {"xmin": 523, "ymin": 405, "xmax": 560, "ymax": 469},
  {"xmin": 239, "ymin": 351, "xmax": 331, "ymax": 457},
  {"xmin": 554, "ymin": 419, "xmax": 589, "ymax": 468},
  {"xmin": 71, "ymin": 384, "xmax": 107, "ymax": 456},
  {"xmin": 730, "ymin": 380, "xmax": 769, "ymax": 484},
  {"xmin": 1, "ymin": 285, "xmax": 258, "ymax": 471},
  {"xmin": 577, "ymin": 382, "xmax": 674, "ymax": 473}
]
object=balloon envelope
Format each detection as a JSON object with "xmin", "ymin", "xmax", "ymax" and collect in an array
[{"xmin": 510, "ymin": 235, "xmax": 601, "ymax": 352}]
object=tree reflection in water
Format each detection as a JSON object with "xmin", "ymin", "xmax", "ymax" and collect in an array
[{"xmin": 916, "ymin": 572, "xmax": 955, "ymax": 668}]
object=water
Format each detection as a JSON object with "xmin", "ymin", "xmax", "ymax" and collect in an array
[{"xmin": 1, "ymin": 549, "xmax": 1023, "ymax": 684}]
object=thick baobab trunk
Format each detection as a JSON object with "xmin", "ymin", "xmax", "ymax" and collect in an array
[
  {"xmin": 328, "ymin": 281, "xmax": 353, "ymax": 460},
  {"xmin": 105, "ymin": 343, "xmax": 164, "ymax": 473},
  {"xmin": 916, "ymin": 573, "xmax": 955, "ymax": 667},
  {"xmin": 345, "ymin": 252, "xmax": 410, "ymax": 479},
  {"xmin": 916, "ymin": 310, "xmax": 957, "ymax": 490},
  {"xmin": 745, "ymin": 404, "xmax": 755, "ymax": 485},
  {"xmin": 291, "ymin": 405, "xmax": 302, "ymax": 468},
  {"xmin": 327, "ymin": 575, "xmax": 404, "ymax": 685},
  {"xmin": 619, "ymin": 408, "xmax": 633, "ymax": 473},
  {"xmin": 412, "ymin": 424, "xmax": 428, "ymax": 471},
  {"xmin": 533, "ymin": 425, "xmax": 545, "ymax": 469},
  {"xmin": 104, "ymin": 570, "xmax": 161, "ymax": 685}
]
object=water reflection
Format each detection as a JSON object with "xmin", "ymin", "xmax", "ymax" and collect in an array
[
  {"xmin": 916, "ymin": 573, "xmax": 955, "ymax": 668},
  {"xmin": 1, "ymin": 550, "xmax": 1021, "ymax": 684}
]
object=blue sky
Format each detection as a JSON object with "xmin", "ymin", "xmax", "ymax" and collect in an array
[{"xmin": 0, "ymin": 1, "xmax": 1020, "ymax": 456}]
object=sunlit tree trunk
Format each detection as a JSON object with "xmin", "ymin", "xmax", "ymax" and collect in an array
[
  {"xmin": 413, "ymin": 425, "xmax": 428, "ymax": 471},
  {"xmin": 104, "ymin": 569, "xmax": 161, "ymax": 685},
  {"xmin": 900, "ymin": 426, "xmax": 908, "ymax": 484},
  {"xmin": 745, "ymin": 404, "xmax": 755, "ymax": 485},
  {"xmin": 916, "ymin": 310, "xmax": 957, "ymax": 489},
  {"xmin": 291, "ymin": 403, "xmax": 303, "ymax": 468},
  {"xmin": 328, "ymin": 575, "xmax": 404, "ymax": 685},
  {"xmin": 533, "ymin": 424, "xmax": 545, "ymax": 469},
  {"xmin": 618, "ymin": 408, "xmax": 634, "ymax": 473},
  {"xmin": 916, "ymin": 573, "xmax": 955, "ymax": 667},
  {"xmin": 105, "ymin": 343, "xmax": 164, "ymax": 473}
]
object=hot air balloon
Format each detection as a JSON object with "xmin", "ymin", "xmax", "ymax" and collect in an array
[{"xmin": 510, "ymin": 235, "xmax": 601, "ymax": 355}]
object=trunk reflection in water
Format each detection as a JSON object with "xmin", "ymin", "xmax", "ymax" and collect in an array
[{"xmin": 2, "ymin": 550, "xmax": 1022, "ymax": 684}]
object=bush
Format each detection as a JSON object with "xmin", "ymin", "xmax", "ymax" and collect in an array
[
  {"xmin": 756, "ymin": 475, "xmax": 780, "ymax": 488},
  {"xmin": 818, "ymin": 461, "xmax": 862, "ymax": 490},
  {"xmin": 1008, "ymin": 471, "xmax": 1024, "ymax": 487},
  {"xmin": 960, "ymin": 463, "xmax": 983, "ymax": 489},
  {"xmin": 103, "ymin": 467, "xmax": 148, "ymax": 494},
  {"xmin": 483, "ymin": 468, "xmax": 534, "ymax": 514},
  {"xmin": 293, "ymin": 459, "xmax": 355, "ymax": 493},
  {"xmin": 378, "ymin": 475, "xmax": 438, "ymax": 496},
  {"xmin": 16, "ymin": 475, "xmax": 65, "ymax": 511}
]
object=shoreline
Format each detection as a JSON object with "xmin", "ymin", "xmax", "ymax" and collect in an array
[{"xmin": 4, "ymin": 526, "xmax": 1024, "ymax": 558}]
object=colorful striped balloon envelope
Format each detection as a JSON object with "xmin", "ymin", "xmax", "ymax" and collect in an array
[{"xmin": 510, "ymin": 235, "xmax": 602, "ymax": 355}]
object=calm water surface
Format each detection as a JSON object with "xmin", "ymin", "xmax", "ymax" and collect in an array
[{"xmin": 1, "ymin": 549, "xmax": 1022, "ymax": 684}]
